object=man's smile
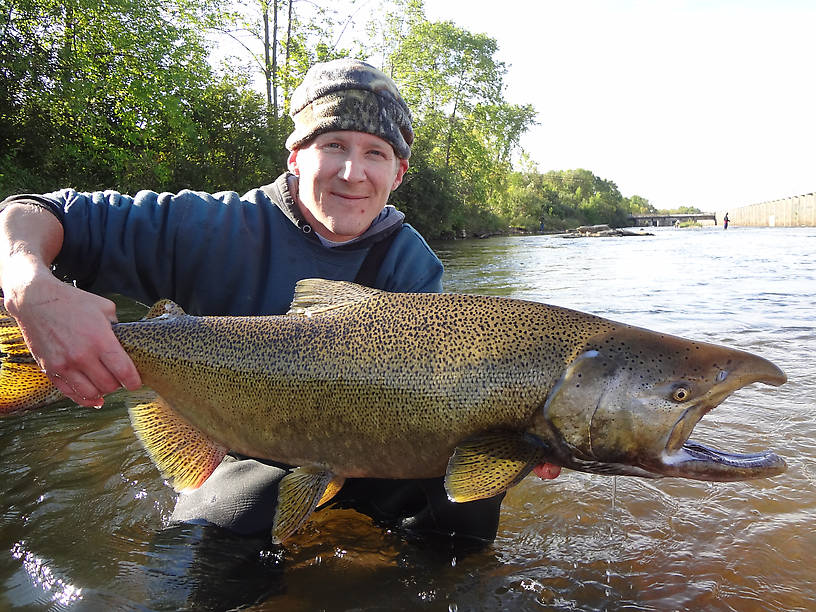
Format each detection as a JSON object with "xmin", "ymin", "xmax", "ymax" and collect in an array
[{"xmin": 331, "ymin": 191, "xmax": 368, "ymax": 200}]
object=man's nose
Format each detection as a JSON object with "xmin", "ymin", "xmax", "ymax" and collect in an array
[{"xmin": 340, "ymin": 155, "xmax": 366, "ymax": 181}]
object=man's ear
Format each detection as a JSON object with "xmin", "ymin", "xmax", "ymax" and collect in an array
[
  {"xmin": 287, "ymin": 149, "xmax": 299, "ymax": 175},
  {"xmin": 391, "ymin": 158, "xmax": 409, "ymax": 191}
]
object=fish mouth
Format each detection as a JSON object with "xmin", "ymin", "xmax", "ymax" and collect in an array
[
  {"xmin": 658, "ymin": 441, "xmax": 787, "ymax": 481},
  {"xmin": 657, "ymin": 363, "xmax": 788, "ymax": 481}
]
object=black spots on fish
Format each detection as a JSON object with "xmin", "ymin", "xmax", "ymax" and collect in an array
[
  {"xmin": 301, "ymin": 292, "xmax": 573, "ymax": 428},
  {"xmin": 113, "ymin": 291, "xmax": 626, "ymax": 460},
  {"xmin": 591, "ymin": 331, "xmax": 713, "ymax": 385}
]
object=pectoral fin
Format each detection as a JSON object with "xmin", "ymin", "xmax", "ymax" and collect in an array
[
  {"xmin": 445, "ymin": 432, "xmax": 549, "ymax": 503},
  {"xmin": 317, "ymin": 474, "xmax": 345, "ymax": 507},
  {"xmin": 272, "ymin": 467, "xmax": 345, "ymax": 543},
  {"xmin": 128, "ymin": 393, "xmax": 228, "ymax": 492}
]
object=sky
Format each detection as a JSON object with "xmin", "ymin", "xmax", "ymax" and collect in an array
[{"xmin": 420, "ymin": 0, "xmax": 815, "ymax": 212}]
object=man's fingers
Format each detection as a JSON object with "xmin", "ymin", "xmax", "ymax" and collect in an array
[
  {"xmin": 83, "ymin": 357, "xmax": 127, "ymax": 396},
  {"xmin": 99, "ymin": 348, "xmax": 142, "ymax": 391},
  {"xmin": 6, "ymin": 280, "xmax": 141, "ymax": 405},
  {"xmin": 44, "ymin": 349, "xmax": 138, "ymax": 407},
  {"xmin": 49, "ymin": 370, "xmax": 103, "ymax": 407}
]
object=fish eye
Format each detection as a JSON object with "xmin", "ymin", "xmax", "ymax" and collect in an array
[
  {"xmin": 715, "ymin": 370, "xmax": 728, "ymax": 383},
  {"xmin": 671, "ymin": 385, "xmax": 692, "ymax": 402}
]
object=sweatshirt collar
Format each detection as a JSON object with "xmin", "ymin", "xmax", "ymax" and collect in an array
[{"xmin": 264, "ymin": 172, "xmax": 404, "ymax": 249}]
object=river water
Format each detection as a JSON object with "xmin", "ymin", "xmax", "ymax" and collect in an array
[{"xmin": 1, "ymin": 226, "xmax": 814, "ymax": 611}]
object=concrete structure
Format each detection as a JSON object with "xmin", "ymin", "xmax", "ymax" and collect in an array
[
  {"xmin": 718, "ymin": 192, "xmax": 816, "ymax": 227},
  {"xmin": 628, "ymin": 213, "xmax": 716, "ymax": 227}
]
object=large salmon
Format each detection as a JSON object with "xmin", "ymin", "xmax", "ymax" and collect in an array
[{"xmin": 0, "ymin": 279, "xmax": 787, "ymax": 542}]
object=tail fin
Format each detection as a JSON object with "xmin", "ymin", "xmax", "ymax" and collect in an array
[{"xmin": 0, "ymin": 304, "xmax": 64, "ymax": 414}]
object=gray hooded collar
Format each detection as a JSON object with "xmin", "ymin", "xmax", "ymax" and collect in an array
[{"xmin": 261, "ymin": 172, "xmax": 405, "ymax": 250}]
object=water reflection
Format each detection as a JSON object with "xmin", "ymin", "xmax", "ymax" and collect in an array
[
  {"xmin": 10, "ymin": 542, "xmax": 82, "ymax": 607},
  {"xmin": 1, "ymin": 227, "xmax": 814, "ymax": 610}
]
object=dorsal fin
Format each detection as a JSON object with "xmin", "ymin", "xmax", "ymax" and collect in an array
[
  {"xmin": 144, "ymin": 299, "xmax": 187, "ymax": 320},
  {"xmin": 287, "ymin": 279, "xmax": 383, "ymax": 317}
]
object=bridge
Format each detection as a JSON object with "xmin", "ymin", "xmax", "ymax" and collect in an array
[{"xmin": 627, "ymin": 213, "xmax": 717, "ymax": 227}]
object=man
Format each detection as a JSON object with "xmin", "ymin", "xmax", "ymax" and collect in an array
[{"xmin": 0, "ymin": 59, "xmax": 557, "ymax": 544}]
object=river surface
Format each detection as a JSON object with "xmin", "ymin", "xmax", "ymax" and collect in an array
[{"xmin": 1, "ymin": 226, "xmax": 814, "ymax": 611}]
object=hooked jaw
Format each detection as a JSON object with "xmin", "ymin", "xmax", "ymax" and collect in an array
[
  {"xmin": 537, "ymin": 331, "xmax": 788, "ymax": 483},
  {"xmin": 535, "ymin": 328, "xmax": 787, "ymax": 481},
  {"xmin": 658, "ymin": 442, "xmax": 786, "ymax": 481},
  {"xmin": 653, "ymin": 355, "xmax": 787, "ymax": 481}
]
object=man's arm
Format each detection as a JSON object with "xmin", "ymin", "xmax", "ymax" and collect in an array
[{"xmin": 0, "ymin": 202, "xmax": 141, "ymax": 406}]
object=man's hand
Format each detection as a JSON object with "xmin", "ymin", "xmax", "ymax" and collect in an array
[
  {"xmin": 4, "ymin": 274, "xmax": 142, "ymax": 407},
  {"xmin": 0, "ymin": 202, "xmax": 141, "ymax": 406}
]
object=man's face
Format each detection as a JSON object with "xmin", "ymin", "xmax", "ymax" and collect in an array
[{"xmin": 288, "ymin": 131, "xmax": 409, "ymax": 241}]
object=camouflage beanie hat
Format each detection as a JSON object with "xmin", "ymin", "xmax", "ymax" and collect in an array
[{"xmin": 285, "ymin": 58, "xmax": 414, "ymax": 159}]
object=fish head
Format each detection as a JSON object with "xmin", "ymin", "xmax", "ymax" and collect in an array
[{"xmin": 533, "ymin": 326, "xmax": 787, "ymax": 481}]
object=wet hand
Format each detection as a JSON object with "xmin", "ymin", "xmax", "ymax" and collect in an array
[{"xmin": 5, "ymin": 275, "xmax": 142, "ymax": 406}]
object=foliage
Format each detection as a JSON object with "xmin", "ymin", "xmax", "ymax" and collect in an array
[
  {"xmin": 1, "ymin": 0, "xmax": 659, "ymax": 238},
  {"xmin": 0, "ymin": 0, "xmax": 288, "ymax": 195},
  {"xmin": 381, "ymin": 11, "xmax": 536, "ymax": 237},
  {"xmin": 627, "ymin": 195, "xmax": 658, "ymax": 215},
  {"xmin": 502, "ymin": 168, "xmax": 656, "ymax": 232},
  {"xmin": 664, "ymin": 205, "xmax": 703, "ymax": 214}
]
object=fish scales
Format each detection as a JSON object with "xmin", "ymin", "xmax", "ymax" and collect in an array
[
  {"xmin": 113, "ymin": 291, "xmax": 616, "ymax": 478},
  {"xmin": 1, "ymin": 279, "xmax": 787, "ymax": 542}
]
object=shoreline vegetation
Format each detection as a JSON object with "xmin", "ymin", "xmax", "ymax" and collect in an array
[
  {"xmin": 1, "ymin": 0, "xmax": 698, "ymax": 240},
  {"xmin": 452, "ymin": 224, "xmax": 656, "ymax": 241}
]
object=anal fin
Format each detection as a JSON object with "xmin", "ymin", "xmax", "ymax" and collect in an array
[
  {"xmin": 127, "ymin": 392, "xmax": 228, "ymax": 492},
  {"xmin": 445, "ymin": 431, "xmax": 549, "ymax": 503},
  {"xmin": 272, "ymin": 467, "xmax": 345, "ymax": 543}
]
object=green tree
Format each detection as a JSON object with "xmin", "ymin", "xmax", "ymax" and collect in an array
[
  {"xmin": 365, "ymin": 0, "xmax": 424, "ymax": 74},
  {"xmin": 2, "ymin": 0, "xmax": 655, "ymax": 237},
  {"xmin": 380, "ymin": 9, "xmax": 535, "ymax": 237},
  {"xmin": 391, "ymin": 20, "xmax": 505, "ymax": 167},
  {"xmin": 625, "ymin": 194, "xmax": 657, "ymax": 215},
  {"xmin": 177, "ymin": 76, "xmax": 285, "ymax": 192},
  {"xmin": 1, "ymin": 0, "xmax": 215, "ymax": 192},
  {"xmin": 501, "ymin": 168, "xmax": 642, "ymax": 232},
  {"xmin": 667, "ymin": 205, "xmax": 703, "ymax": 214},
  {"xmin": 0, "ymin": 0, "xmax": 286, "ymax": 196},
  {"xmin": 215, "ymin": 0, "xmax": 368, "ymax": 120}
]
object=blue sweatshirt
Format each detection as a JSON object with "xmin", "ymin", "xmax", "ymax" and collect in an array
[{"xmin": 1, "ymin": 172, "xmax": 443, "ymax": 314}]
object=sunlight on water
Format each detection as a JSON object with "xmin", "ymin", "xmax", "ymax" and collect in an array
[
  {"xmin": 1, "ymin": 226, "xmax": 814, "ymax": 610},
  {"xmin": 10, "ymin": 542, "xmax": 82, "ymax": 606}
]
